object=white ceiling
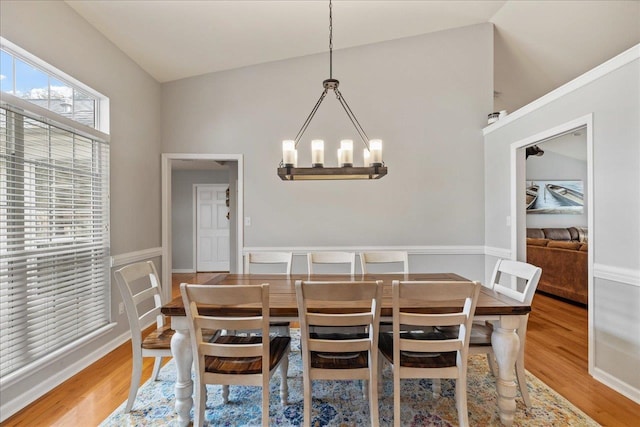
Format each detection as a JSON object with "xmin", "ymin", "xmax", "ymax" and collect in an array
[{"xmin": 65, "ymin": 0, "xmax": 640, "ymax": 112}]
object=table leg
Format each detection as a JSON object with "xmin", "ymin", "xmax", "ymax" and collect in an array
[
  {"xmin": 491, "ymin": 315, "xmax": 521, "ymax": 426},
  {"xmin": 171, "ymin": 326, "xmax": 193, "ymax": 427}
]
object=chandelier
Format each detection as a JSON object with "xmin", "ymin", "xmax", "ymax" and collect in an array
[{"xmin": 277, "ymin": 0, "xmax": 387, "ymax": 181}]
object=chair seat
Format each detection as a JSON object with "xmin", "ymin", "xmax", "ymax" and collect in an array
[
  {"xmin": 142, "ymin": 325, "xmax": 174, "ymax": 349},
  {"xmin": 204, "ymin": 335, "xmax": 291, "ymax": 375},
  {"xmin": 308, "ymin": 331, "xmax": 370, "ymax": 369},
  {"xmin": 378, "ymin": 331, "xmax": 457, "ymax": 368}
]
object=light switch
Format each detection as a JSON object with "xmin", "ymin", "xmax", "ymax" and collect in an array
[{"xmin": 244, "ymin": 217, "xmax": 251, "ymax": 226}]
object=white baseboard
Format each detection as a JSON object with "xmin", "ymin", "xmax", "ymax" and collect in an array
[
  {"xmin": 0, "ymin": 328, "xmax": 132, "ymax": 422},
  {"xmin": 592, "ymin": 366, "xmax": 640, "ymax": 404},
  {"xmin": 172, "ymin": 268, "xmax": 196, "ymax": 273}
]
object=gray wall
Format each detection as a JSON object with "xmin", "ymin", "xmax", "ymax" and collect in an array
[
  {"xmin": 162, "ymin": 24, "xmax": 493, "ymax": 253},
  {"xmin": 0, "ymin": 0, "xmax": 162, "ymax": 415},
  {"xmin": 171, "ymin": 169, "xmax": 230, "ymax": 270},
  {"xmin": 484, "ymin": 56, "xmax": 640, "ymax": 395},
  {"xmin": 526, "ymin": 150, "xmax": 588, "ymax": 229}
]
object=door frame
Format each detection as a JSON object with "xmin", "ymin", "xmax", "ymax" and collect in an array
[
  {"xmin": 193, "ymin": 183, "xmax": 230, "ymax": 272},
  {"xmin": 509, "ymin": 113, "xmax": 594, "ymax": 374},
  {"xmin": 161, "ymin": 153, "xmax": 244, "ymax": 302}
]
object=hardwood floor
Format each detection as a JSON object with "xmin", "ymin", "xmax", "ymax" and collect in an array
[{"xmin": 3, "ymin": 275, "xmax": 639, "ymax": 426}]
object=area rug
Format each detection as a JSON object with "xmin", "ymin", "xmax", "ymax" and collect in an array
[{"xmin": 101, "ymin": 330, "xmax": 599, "ymax": 426}]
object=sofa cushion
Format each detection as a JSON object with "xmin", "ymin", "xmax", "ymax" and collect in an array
[
  {"xmin": 543, "ymin": 228, "xmax": 573, "ymax": 241},
  {"xmin": 527, "ymin": 228, "xmax": 546, "ymax": 239},
  {"xmin": 547, "ymin": 241, "xmax": 582, "ymax": 250},
  {"xmin": 527, "ymin": 238, "xmax": 550, "ymax": 247},
  {"xmin": 579, "ymin": 243, "xmax": 588, "ymax": 252}
]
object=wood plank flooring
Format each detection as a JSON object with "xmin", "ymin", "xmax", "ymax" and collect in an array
[{"xmin": 3, "ymin": 274, "xmax": 639, "ymax": 426}]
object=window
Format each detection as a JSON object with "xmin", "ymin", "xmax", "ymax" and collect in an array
[
  {"xmin": 0, "ymin": 40, "xmax": 110, "ymax": 381},
  {"xmin": 1, "ymin": 46, "xmax": 99, "ymax": 129}
]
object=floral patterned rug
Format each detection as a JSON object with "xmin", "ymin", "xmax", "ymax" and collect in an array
[{"xmin": 101, "ymin": 330, "xmax": 599, "ymax": 426}]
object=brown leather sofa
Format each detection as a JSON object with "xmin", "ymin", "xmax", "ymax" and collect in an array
[{"xmin": 526, "ymin": 227, "xmax": 588, "ymax": 305}]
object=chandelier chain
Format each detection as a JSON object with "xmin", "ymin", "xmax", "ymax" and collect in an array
[{"xmin": 329, "ymin": 0, "xmax": 333, "ymax": 79}]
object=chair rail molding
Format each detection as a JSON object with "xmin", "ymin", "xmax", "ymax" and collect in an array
[
  {"xmin": 593, "ymin": 263, "xmax": 640, "ymax": 288},
  {"xmin": 243, "ymin": 245, "xmax": 486, "ymax": 256},
  {"xmin": 110, "ymin": 247, "xmax": 163, "ymax": 268}
]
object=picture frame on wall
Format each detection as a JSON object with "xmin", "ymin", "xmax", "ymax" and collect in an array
[{"xmin": 526, "ymin": 180, "xmax": 584, "ymax": 214}]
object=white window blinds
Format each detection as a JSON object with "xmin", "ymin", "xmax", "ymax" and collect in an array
[{"xmin": 0, "ymin": 104, "xmax": 110, "ymax": 379}]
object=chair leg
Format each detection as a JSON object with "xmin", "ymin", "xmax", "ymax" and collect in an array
[
  {"xmin": 151, "ymin": 356, "xmax": 163, "ymax": 381},
  {"xmin": 262, "ymin": 376, "xmax": 269, "ymax": 427},
  {"xmin": 279, "ymin": 351, "xmax": 289, "ymax": 404},
  {"xmin": 222, "ymin": 385, "xmax": 230, "ymax": 403},
  {"xmin": 303, "ymin": 376, "xmax": 312, "ymax": 427},
  {"xmin": 194, "ymin": 382, "xmax": 206, "ymax": 427},
  {"xmin": 432, "ymin": 378, "xmax": 441, "ymax": 397},
  {"xmin": 369, "ymin": 365, "xmax": 380, "ymax": 427},
  {"xmin": 456, "ymin": 377, "xmax": 469, "ymax": 427},
  {"xmin": 124, "ymin": 353, "xmax": 142, "ymax": 413},
  {"xmin": 393, "ymin": 372, "xmax": 401, "ymax": 427}
]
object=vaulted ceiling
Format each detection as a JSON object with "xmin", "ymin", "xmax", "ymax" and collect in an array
[{"xmin": 65, "ymin": 0, "xmax": 639, "ymax": 113}]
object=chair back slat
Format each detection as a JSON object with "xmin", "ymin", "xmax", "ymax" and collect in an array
[
  {"xmin": 185, "ymin": 283, "xmax": 266, "ymax": 306},
  {"xmin": 308, "ymin": 339, "xmax": 371, "ymax": 353},
  {"xmin": 307, "ymin": 252, "xmax": 356, "ymax": 275},
  {"xmin": 490, "ymin": 259, "xmax": 542, "ymax": 303},
  {"xmin": 201, "ymin": 341, "xmax": 263, "ymax": 358},
  {"xmin": 400, "ymin": 338, "xmax": 463, "ymax": 353},
  {"xmin": 245, "ymin": 252, "xmax": 293, "ymax": 275},
  {"xmin": 307, "ymin": 312, "xmax": 373, "ymax": 327},
  {"xmin": 359, "ymin": 251, "xmax": 409, "ymax": 274},
  {"xmin": 399, "ymin": 312, "xmax": 467, "ymax": 327}
]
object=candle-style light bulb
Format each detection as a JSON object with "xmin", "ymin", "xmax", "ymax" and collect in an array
[
  {"xmin": 282, "ymin": 140, "xmax": 295, "ymax": 166},
  {"xmin": 340, "ymin": 139, "xmax": 353, "ymax": 167},
  {"xmin": 369, "ymin": 139, "xmax": 382, "ymax": 166},
  {"xmin": 311, "ymin": 139, "xmax": 324, "ymax": 167},
  {"xmin": 363, "ymin": 149, "xmax": 370, "ymax": 167}
]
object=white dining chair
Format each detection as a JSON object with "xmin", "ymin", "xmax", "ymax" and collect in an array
[
  {"xmin": 467, "ymin": 259, "xmax": 542, "ymax": 407},
  {"xmin": 181, "ymin": 283, "xmax": 290, "ymax": 427},
  {"xmin": 296, "ymin": 279, "xmax": 383, "ymax": 427},
  {"xmin": 245, "ymin": 251, "xmax": 293, "ymax": 336},
  {"xmin": 307, "ymin": 251, "xmax": 356, "ymax": 275},
  {"xmin": 379, "ymin": 280, "xmax": 481, "ymax": 427},
  {"xmin": 114, "ymin": 261, "xmax": 173, "ymax": 413}
]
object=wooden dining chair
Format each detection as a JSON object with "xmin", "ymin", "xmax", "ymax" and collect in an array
[
  {"xmin": 114, "ymin": 261, "xmax": 173, "ymax": 413},
  {"xmin": 467, "ymin": 259, "xmax": 542, "ymax": 407},
  {"xmin": 181, "ymin": 283, "xmax": 291, "ymax": 427},
  {"xmin": 359, "ymin": 251, "xmax": 409, "ymax": 274},
  {"xmin": 307, "ymin": 251, "xmax": 356, "ymax": 275},
  {"xmin": 379, "ymin": 280, "xmax": 481, "ymax": 427},
  {"xmin": 295, "ymin": 279, "xmax": 383, "ymax": 427},
  {"xmin": 245, "ymin": 251, "xmax": 294, "ymax": 336}
]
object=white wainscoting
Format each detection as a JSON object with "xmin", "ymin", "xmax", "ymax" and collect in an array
[{"xmin": 593, "ymin": 263, "xmax": 640, "ymax": 288}]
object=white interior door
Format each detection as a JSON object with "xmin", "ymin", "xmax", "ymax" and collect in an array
[{"xmin": 196, "ymin": 184, "xmax": 230, "ymax": 271}]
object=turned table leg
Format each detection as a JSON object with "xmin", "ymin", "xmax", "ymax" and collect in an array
[
  {"xmin": 491, "ymin": 315, "xmax": 521, "ymax": 426},
  {"xmin": 171, "ymin": 320, "xmax": 193, "ymax": 427}
]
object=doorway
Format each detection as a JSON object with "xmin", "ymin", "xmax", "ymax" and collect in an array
[
  {"xmin": 510, "ymin": 114, "xmax": 594, "ymax": 374},
  {"xmin": 161, "ymin": 153, "xmax": 244, "ymax": 302}
]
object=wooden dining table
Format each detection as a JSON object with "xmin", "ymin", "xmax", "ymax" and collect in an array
[{"xmin": 162, "ymin": 273, "xmax": 530, "ymax": 427}]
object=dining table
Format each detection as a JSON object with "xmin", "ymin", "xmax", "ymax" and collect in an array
[{"xmin": 161, "ymin": 273, "xmax": 530, "ymax": 427}]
